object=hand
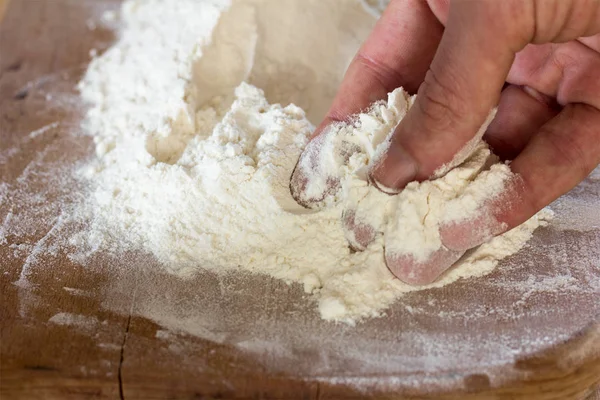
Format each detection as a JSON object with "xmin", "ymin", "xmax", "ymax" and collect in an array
[{"xmin": 291, "ymin": 0, "xmax": 600, "ymax": 284}]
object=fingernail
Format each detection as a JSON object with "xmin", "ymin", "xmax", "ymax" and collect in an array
[
  {"xmin": 289, "ymin": 139, "xmax": 324, "ymax": 208},
  {"xmin": 521, "ymin": 85, "xmax": 560, "ymax": 111},
  {"xmin": 289, "ymin": 158, "xmax": 309, "ymax": 206},
  {"xmin": 440, "ymin": 211, "xmax": 507, "ymax": 251},
  {"xmin": 369, "ymin": 142, "xmax": 418, "ymax": 194},
  {"xmin": 290, "ymin": 126, "xmax": 342, "ymax": 209},
  {"xmin": 368, "ymin": 174, "xmax": 400, "ymax": 195}
]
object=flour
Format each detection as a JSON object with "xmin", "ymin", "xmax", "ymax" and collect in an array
[
  {"xmin": 75, "ymin": 0, "xmax": 552, "ymax": 324},
  {"xmin": 48, "ymin": 312, "xmax": 99, "ymax": 332}
]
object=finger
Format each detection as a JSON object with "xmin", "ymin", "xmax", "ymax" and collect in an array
[
  {"xmin": 385, "ymin": 246, "xmax": 464, "ymax": 286},
  {"xmin": 499, "ymin": 103, "xmax": 600, "ymax": 229},
  {"xmin": 484, "ymin": 85, "xmax": 560, "ymax": 160},
  {"xmin": 314, "ymin": 0, "xmax": 443, "ymax": 137},
  {"xmin": 370, "ymin": 1, "xmax": 527, "ymax": 190},
  {"xmin": 291, "ymin": 0, "xmax": 444, "ymax": 206},
  {"xmin": 290, "ymin": 126, "xmax": 361, "ymax": 208},
  {"xmin": 507, "ymin": 41, "xmax": 600, "ymax": 109},
  {"xmin": 342, "ymin": 209, "xmax": 377, "ymax": 251},
  {"xmin": 342, "ymin": 185, "xmax": 390, "ymax": 250},
  {"xmin": 532, "ymin": 2, "xmax": 600, "ymax": 43},
  {"xmin": 441, "ymin": 103, "xmax": 600, "ymax": 251}
]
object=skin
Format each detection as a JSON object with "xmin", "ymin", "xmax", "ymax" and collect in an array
[{"xmin": 292, "ymin": 0, "xmax": 600, "ymax": 284}]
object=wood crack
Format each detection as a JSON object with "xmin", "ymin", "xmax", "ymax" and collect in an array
[
  {"xmin": 118, "ymin": 280, "xmax": 137, "ymax": 400},
  {"xmin": 118, "ymin": 313, "xmax": 132, "ymax": 400}
]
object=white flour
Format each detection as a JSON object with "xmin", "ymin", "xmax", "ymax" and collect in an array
[{"xmin": 75, "ymin": 0, "xmax": 551, "ymax": 324}]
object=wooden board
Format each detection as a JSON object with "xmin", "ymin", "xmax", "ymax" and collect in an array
[{"xmin": 1, "ymin": 1, "xmax": 599, "ymax": 399}]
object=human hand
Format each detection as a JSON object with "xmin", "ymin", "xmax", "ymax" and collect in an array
[{"xmin": 290, "ymin": 0, "xmax": 600, "ymax": 284}]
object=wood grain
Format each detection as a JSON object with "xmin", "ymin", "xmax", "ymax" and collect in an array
[{"xmin": 0, "ymin": 0, "xmax": 599, "ymax": 399}]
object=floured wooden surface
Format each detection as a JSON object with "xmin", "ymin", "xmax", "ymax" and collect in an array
[{"xmin": 1, "ymin": 0, "xmax": 599, "ymax": 398}]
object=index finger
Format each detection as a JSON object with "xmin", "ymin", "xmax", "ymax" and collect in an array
[
  {"xmin": 290, "ymin": 0, "xmax": 444, "ymax": 207},
  {"xmin": 314, "ymin": 0, "xmax": 444, "ymax": 137}
]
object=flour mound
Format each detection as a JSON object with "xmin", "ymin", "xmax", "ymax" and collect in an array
[{"xmin": 75, "ymin": 0, "xmax": 552, "ymax": 324}]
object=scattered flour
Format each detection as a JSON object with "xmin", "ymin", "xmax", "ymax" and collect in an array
[
  {"xmin": 49, "ymin": 312, "xmax": 99, "ymax": 332},
  {"xmin": 74, "ymin": 0, "xmax": 551, "ymax": 324}
]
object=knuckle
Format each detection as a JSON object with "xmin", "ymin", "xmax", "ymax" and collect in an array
[
  {"xmin": 417, "ymin": 68, "xmax": 467, "ymax": 135},
  {"xmin": 550, "ymin": 43, "xmax": 577, "ymax": 71},
  {"xmin": 514, "ymin": 173, "xmax": 547, "ymax": 219},
  {"xmin": 354, "ymin": 52, "xmax": 402, "ymax": 94},
  {"xmin": 543, "ymin": 115, "xmax": 593, "ymax": 181},
  {"xmin": 532, "ymin": 0, "xmax": 598, "ymax": 42}
]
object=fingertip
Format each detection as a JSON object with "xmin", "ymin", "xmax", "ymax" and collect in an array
[
  {"xmin": 440, "ymin": 215, "xmax": 504, "ymax": 252},
  {"xmin": 440, "ymin": 190, "xmax": 513, "ymax": 251},
  {"xmin": 342, "ymin": 209, "xmax": 377, "ymax": 251},
  {"xmin": 289, "ymin": 129, "xmax": 341, "ymax": 209},
  {"xmin": 385, "ymin": 247, "xmax": 464, "ymax": 286}
]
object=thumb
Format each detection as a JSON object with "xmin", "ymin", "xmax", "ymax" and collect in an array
[{"xmin": 370, "ymin": 1, "xmax": 530, "ymax": 191}]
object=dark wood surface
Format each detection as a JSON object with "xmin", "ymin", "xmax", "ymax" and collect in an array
[{"xmin": 1, "ymin": 0, "xmax": 599, "ymax": 398}]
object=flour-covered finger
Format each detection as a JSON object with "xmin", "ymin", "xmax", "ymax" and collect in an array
[
  {"xmin": 312, "ymin": 0, "xmax": 443, "ymax": 140},
  {"xmin": 370, "ymin": 1, "xmax": 519, "ymax": 191},
  {"xmin": 342, "ymin": 210, "xmax": 377, "ymax": 251},
  {"xmin": 290, "ymin": 126, "xmax": 363, "ymax": 208},
  {"xmin": 385, "ymin": 246, "xmax": 464, "ymax": 285},
  {"xmin": 341, "ymin": 183, "xmax": 390, "ymax": 250},
  {"xmin": 441, "ymin": 103, "xmax": 600, "ymax": 251},
  {"xmin": 291, "ymin": 0, "xmax": 443, "ymax": 206}
]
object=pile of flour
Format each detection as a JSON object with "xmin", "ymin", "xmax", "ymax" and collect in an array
[{"xmin": 75, "ymin": 0, "xmax": 551, "ymax": 324}]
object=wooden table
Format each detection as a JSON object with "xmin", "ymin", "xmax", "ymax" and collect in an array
[{"xmin": 1, "ymin": 1, "xmax": 600, "ymax": 398}]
